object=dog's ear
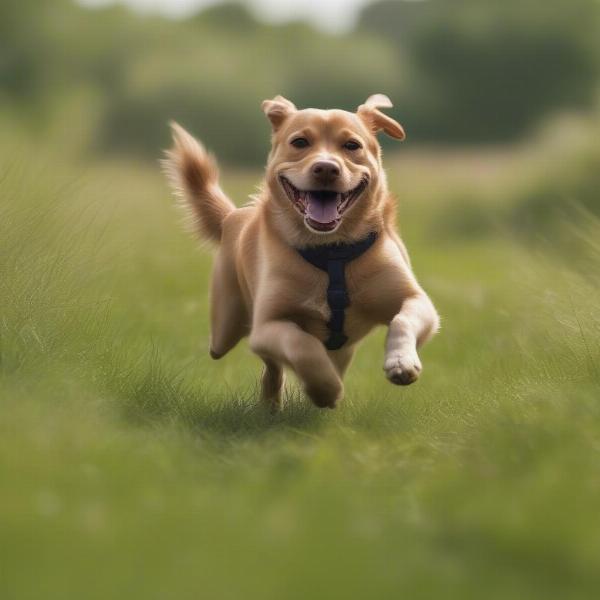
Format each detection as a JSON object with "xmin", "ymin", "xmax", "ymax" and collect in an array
[
  {"xmin": 262, "ymin": 95, "xmax": 297, "ymax": 131},
  {"xmin": 357, "ymin": 94, "xmax": 405, "ymax": 140}
]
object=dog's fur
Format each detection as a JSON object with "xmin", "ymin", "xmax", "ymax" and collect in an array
[{"xmin": 163, "ymin": 94, "xmax": 439, "ymax": 410}]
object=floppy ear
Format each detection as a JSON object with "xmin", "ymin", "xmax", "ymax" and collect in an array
[
  {"xmin": 357, "ymin": 94, "xmax": 405, "ymax": 140},
  {"xmin": 261, "ymin": 95, "xmax": 297, "ymax": 131}
]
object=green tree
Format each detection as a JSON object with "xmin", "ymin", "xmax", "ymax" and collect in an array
[{"xmin": 359, "ymin": 0, "xmax": 600, "ymax": 142}]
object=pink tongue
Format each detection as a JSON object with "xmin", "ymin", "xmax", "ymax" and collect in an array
[{"xmin": 306, "ymin": 193, "xmax": 339, "ymax": 224}]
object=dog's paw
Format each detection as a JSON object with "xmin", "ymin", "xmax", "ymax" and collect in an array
[
  {"xmin": 384, "ymin": 351, "xmax": 422, "ymax": 386},
  {"xmin": 305, "ymin": 380, "xmax": 343, "ymax": 409}
]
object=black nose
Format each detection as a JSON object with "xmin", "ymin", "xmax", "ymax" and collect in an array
[{"xmin": 311, "ymin": 161, "xmax": 340, "ymax": 184}]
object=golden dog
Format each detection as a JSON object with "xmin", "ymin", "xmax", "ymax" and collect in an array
[{"xmin": 163, "ymin": 94, "xmax": 439, "ymax": 410}]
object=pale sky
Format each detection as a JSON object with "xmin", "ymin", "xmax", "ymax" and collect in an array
[{"xmin": 79, "ymin": 0, "xmax": 376, "ymax": 32}]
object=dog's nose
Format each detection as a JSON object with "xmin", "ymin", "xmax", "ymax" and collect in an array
[{"xmin": 311, "ymin": 161, "xmax": 340, "ymax": 184}]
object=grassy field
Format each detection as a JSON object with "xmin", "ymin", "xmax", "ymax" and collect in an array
[{"xmin": 1, "ymin": 131, "xmax": 600, "ymax": 599}]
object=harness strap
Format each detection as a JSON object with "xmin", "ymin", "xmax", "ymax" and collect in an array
[{"xmin": 297, "ymin": 231, "xmax": 378, "ymax": 351}]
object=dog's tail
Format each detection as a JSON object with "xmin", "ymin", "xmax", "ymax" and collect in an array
[{"xmin": 162, "ymin": 122, "xmax": 235, "ymax": 244}]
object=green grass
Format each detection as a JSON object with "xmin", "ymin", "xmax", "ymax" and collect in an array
[{"xmin": 1, "ymin": 136, "xmax": 600, "ymax": 600}]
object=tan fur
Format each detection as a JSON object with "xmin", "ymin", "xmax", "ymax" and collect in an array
[
  {"xmin": 162, "ymin": 121, "xmax": 235, "ymax": 243},
  {"xmin": 163, "ymin": 95, "xmax": 439, "ymax": 410}
]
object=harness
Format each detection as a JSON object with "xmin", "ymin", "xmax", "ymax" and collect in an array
[{"xmin": 297, "ymin": 231, "xmax": 379, "ymax": 351}]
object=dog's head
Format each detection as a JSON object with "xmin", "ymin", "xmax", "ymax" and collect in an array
[{"xmin": 262, "ymin": 94, "xmax": 405, "ymax": 243}]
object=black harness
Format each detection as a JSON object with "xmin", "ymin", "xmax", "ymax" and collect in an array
[{"xmin": 297, "ymin": 231, "xmax": 379, "ymax": 351}]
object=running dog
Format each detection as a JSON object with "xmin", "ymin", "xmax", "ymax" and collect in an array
[{"xmin": 163, "ymin": 94, "xmax": 439, "ymax": 410}]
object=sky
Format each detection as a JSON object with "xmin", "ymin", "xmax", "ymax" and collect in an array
[{"xmin": 79, "ymin": 0, "xmax": 376, "ymax": 33}]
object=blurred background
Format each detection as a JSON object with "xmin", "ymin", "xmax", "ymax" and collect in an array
[
  {"xmin": 2, "ymin": 2, "xmax": 600, "ymax": 599},
  {"xmin": 3, "ymin": 0, "xmax": 600, "ymax": 162}
]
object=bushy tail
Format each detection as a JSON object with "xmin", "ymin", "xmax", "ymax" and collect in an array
[{"xmin": 162, "ymin": 122, "xmax": 235, "ymax": 244}]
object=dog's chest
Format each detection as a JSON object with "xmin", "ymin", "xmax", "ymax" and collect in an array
[
  {"xmin": 292, "ymin": 256, "xmax": 404, "ymax": 339},
  {"xmin": 299, "ymin": 289, "xmax": 329, "ymax": 320}
]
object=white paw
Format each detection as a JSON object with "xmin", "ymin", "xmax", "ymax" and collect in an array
[{"xmin": 384, "ymin": 350, "xmax": 422, "ymax": 386}]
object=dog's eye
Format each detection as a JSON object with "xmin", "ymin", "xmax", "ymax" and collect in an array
[
  {"xmin": 344, "ymin": 140, "xmax": 362, "ymax": 151},
  {"xmin": 291, "ymin": 137, "xmax": 310, "ymax": 149}
]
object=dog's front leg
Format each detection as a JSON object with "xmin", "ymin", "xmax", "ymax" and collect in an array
[
  {"xmin": 384, "ymin": 293, "xmax": 439, "ymax": 386},
  {"xmin": 250, "ymin": 321, "xmax": 343, "ymax": 408}
]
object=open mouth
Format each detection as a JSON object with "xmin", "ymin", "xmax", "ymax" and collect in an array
[{"xmin": 279, "ymin": 176, "xmax": 369, "ymax": 232}]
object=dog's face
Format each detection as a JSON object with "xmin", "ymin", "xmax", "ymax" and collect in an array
[{"xmin": 262, "ymin": 94, "xmax": 405, "ymax": 241}]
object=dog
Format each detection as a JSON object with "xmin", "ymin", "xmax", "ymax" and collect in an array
[{"xmin": 163, "ymin": 94, "xmax": 439, "ymax": 410}]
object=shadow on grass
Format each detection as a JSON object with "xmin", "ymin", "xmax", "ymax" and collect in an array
[{"xmin": 104, "ymin": 350, "xmax": 326, "ymax": 440}]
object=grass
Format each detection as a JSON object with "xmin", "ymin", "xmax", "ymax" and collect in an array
[{"xmin": 1, "ymin": 133, "xmax": 600, "ymax": 600}]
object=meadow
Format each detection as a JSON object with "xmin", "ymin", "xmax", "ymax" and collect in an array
[{"xmin": 1, "ymin": 123, "xmax": 600, "ymax": 599}]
